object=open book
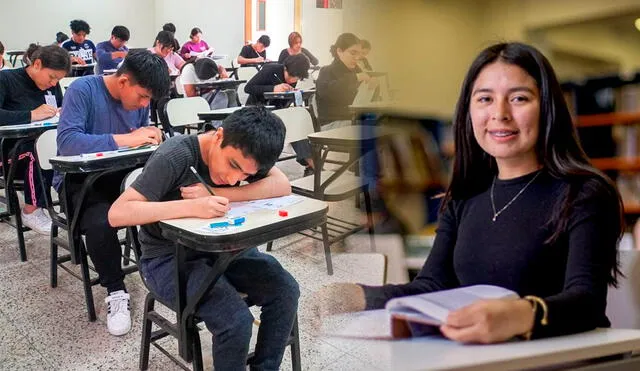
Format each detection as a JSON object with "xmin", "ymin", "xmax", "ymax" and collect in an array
[{"xmin": 322, "ymin": 285, "xmax": 518, "ymax": 339}]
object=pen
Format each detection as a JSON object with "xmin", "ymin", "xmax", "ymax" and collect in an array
[
  {"xmin": 273, "ymin": 73, "xmax": 283, "ymax": 83},
  {"xmin": 189, "ymin": 166, "xmax": 216, "ymax": 196}
]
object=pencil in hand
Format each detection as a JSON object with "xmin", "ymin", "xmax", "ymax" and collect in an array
[{"xmin": 189, "ymin": 166, "xmax": 216, "ymax": 196}]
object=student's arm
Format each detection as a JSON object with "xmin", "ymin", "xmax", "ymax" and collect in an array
[
  {"xmin": 0, "ymin": 74, "xmax": 32, "ymax": 124},
  {"xmin": 360, "ymin": 201, "xmax": 461, "ymax": 309},
  {"xmin": 316, "ymin": 67, "xmax": 360, "ymax": 105},
  {"xmin": 174, "ymin": 53, "xmax": 185, "ymax": 70},
  {"xmin": 244, "ymin": 68, "xmax": 277, "ymax": 97},
  {"xmin": 213, "ymin": 166, "xmax": 291, "ymax": 201},
  {"xmin": 238, "ymin": 45, "xmax": 264, "ymax": 65},
  {"xmin": 180, "ymin": 43, "xmax": 190, "ymax": 59},
  {"xmin": 95, "ymin": 44, "xmax": 111, "ymax": 65},
  {"xmin": 277, "ymin": 49, "xmax": 288, "ymax": 64},
  {"xmin": 183, "ymin": 84, "xmax": 197, "ymax": 97},
  {"xmin": 302, "ymin": 48, "xmax": 319, "ymax": 66}
]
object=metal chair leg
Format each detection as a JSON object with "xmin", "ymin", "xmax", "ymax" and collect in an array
[
  {"xmin": 191, "ymin": 329, "xmax": 204, "ymax": 371},
  {"xmin": 290, "ymin": 315, "xmax": 302, "ymax": 371},
  {"xmin": 321, "ymin": 222, "xmax": 333, "ymax": 275},
  {"xmin": 266, "ymin": 241, "xmax": 273, "ymax": 251},
  {"xmin": 363, "ymin": 190, "xmax": 376, "ymax": 252},
  {"xmin": 50, "ymin": 224, "xmax": 58, "ymax": 288},
  {"xmin": 139, "ymin": 294, "xmax": 155, "ymax": 370},
  {"xmin": 78, "ymin": 239, "xmax": 97, "ymax": 322}
]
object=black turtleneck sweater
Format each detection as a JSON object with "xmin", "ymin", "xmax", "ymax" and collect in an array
[
  {"xmin": 316, "ymin": 58, "xmax": 359, "ymax": 126},
  {"xmin": 362, "ymin": 170, "xmax": 619, "ymax": 338}
]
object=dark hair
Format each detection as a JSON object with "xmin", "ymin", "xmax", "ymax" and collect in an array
[
  {"xmin": 330, "ymin": 33, "xmax": 360, "ymax": 58},
  {"xmin": 56, "ymin": 32, "xmax": 69, "ymax": 44},
  {"xmin": 445, "ymin": 42, "xmax": 623, "ymax": 286},
  {"xmin": 190, "ymin": 27, "xmax": 202, "ymax": 38},
  {"xmin": 116, "ymin": 50, "xmax": 170, "ymax": 99},
  {"xmin": 283, "ymin": 54, "xmax": 310, "ymax": 79},
  {"xmin": 154, "ymin": 31, "xmax": 175, "ymax": 49},
  {"xmin": 0, "ymin": 41, "xmax": 4, "ymax": 55},
  {"xmin": 221, "ymin": 106, "xmax": 285, "ymax": 171},
  {"xmin": 257, "ymin": 35, "xmax": 271, "ymax": 47},
  {"xmin": 360, "ymin": 39, "xmax": 371, "ymax": 50},
  {"xmin": 162, "ymin": 23, "xmax": 176, "ymax": 33},
  {"xmin": 70, "ymin": 19, "xmax": 91, "ymax": 34},
  {"xmin": 111, "ymin": 25, "xmax": 130, "ymax": 41},
  {"xmin": 288, "ymin": 32, "xmax": 302, "ymax": 47},
  {"xmin": 24, "ymin": 44, "xmax": 71, "ymax": 72},
  {"xmin": 193, "ymin": 58, "xmax": 219, "ymax": 80}
]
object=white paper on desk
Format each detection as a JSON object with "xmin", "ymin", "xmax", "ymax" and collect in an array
[
  {"xmin": 226, "ymin": 195, "xmax": 304, "ymax": 218},
  {"xmin": 321, "ymin": 310, "xmax": 393, "ymax": 339},
  {"xmin": 31, "ymin": 114, "xmax": 59, "ymax": 125},
  {"xmin": 352, "ymin": 83, "xmax": 376, "ymax": 105}
]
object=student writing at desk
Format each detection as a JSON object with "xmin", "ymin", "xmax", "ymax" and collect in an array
[
  {"xmin": 61, "ymin": 19, "xmax": 96, "ymax": 76},
  {"xmin": 237, "ymin": 35, "xmax": 271, "ymax": 65},
  {"xmin": 316, "ymin": 42, "xmax": 624, "ymax": 343},
  {"xmin": 148, "ymin": 30, "xmax": 185, "ymax": 76},
  {"xmin": 180, "ymin": 57, "xmax": 236, "ymax": 110},
  {"xmin": 244, "ymin": 54, "xmax": 315, "ymax": 174},
  {"xmin": 96, "ymin": 25, "xmax": 129, "ymax": 75},
  {"xmin": 277, "ymin": 31, "xmax": 319, "ymax": 66},
  {"xmin": 108, "ymin": 107, "xmax": 299, "ymax": 371},
  {"xmin": 54, "ymin": 50, "xmax": 169, "ymax": 336},
  {"xmin": 180, "ymin": 27, "xmax": 214, "ymax": 60},
  {"xmin": 316, "ymin": 33, "xmax": 375, "ymax": 128},
  {"xmin": 0, "ymin": 45, "xmax": 70, "ymax": 234}
]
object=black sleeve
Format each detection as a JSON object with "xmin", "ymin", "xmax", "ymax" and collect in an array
[
  {"xmin": 533, "ymin": 182, "xmax": 619, "ymax": 338},
  {"xmin": 0, "ymin": 73, "xmax": 31, "ymax": 125},
  {"xmin": 361, "ymin": 201, "xmax": 461, "ymax": 309},
  {"xmin": 239, "ymin": 45, "xmax": 254, "ymax": 59},
  {"xmin": 316, "ymin": 66, "xmax": 359, "ymax": 108},
  {"xmin": 277, "ymin": 49, "xmax": 289, "ymax": 64},
  {"xmin": 302, "ymin": 48, "xmax": 319, "ymax": 66},
  {"xmin": 244, "ymin": 65, "xmax": 279, "ymax": 98},
  {"xmin": 130, "ymin": 152, "xmax": 179, "ymax": 202}
]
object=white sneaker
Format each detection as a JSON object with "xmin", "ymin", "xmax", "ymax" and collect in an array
[
  {"xmin": 21, "ymin": 208, "xmax": 52, "ymax": 235},
  {"xmin": 105, "ymin": 290, "xmax": 132, "ymax": 336}
]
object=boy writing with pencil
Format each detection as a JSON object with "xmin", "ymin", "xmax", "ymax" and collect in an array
[
  {"xmin": 108, "ymin": 106, "xmax": 299, "ymax": 371},
  {"xmin": 55, "ymin": 50, "xmax": 169, "ymax": 336}
]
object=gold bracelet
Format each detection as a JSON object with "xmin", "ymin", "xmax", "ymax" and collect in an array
[{"xmin": 520, "ymin": 295, "xmax": 549, "ymax": 340}]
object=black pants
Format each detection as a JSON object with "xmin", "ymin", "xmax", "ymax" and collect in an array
[
  {"xmin": 65, "ymin": 170, "xmax": 130, "ymax": 293},
  {"xmin": 1, "ymin": 139, "xmax": 52, "ymax": 208}
]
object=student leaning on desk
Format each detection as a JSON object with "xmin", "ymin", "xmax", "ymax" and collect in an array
[
  {"xmin": 0, "ymin": 44, "xmax": 70, "ymax": 234},
  {"xmin": 316, "ymin": 42, "xmax": 624, "ymax": 344},
  {"xmin": 108, "ymin": 107, "xmax": 299, "ymax": 371},
  {"xmin": 54, "ymin": 50, "xmax": 169, "ymax": 337}
]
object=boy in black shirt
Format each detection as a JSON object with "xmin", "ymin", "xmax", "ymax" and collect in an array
[{"xmin": 238, "ymin": 35, "xmax": 271, "ymax": 65}]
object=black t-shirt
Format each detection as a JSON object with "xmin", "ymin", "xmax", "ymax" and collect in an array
[
  {"xmin": 316, "ymin": 58, "xmax": 359, "ymax": 125},
  {"xmin": 244, "ymin": 63, "xmax": 296, "ymax": 107},
  {"xmin": 362, "ymin": 170, "xmax": 619, "ymax": 338},
  {"xmin": 131, "ymin": 134, "xmax": 268, "ymax": 259},
  {"xmin": 0, "ymin": 67, "xmax": 63, "ymax": 125},
  {"xmin": 239, "ymin": 44, "xmax": 266, "ymax": 60},
  {"xmin": 277, "ymin": 48, "xmax": 319, "ymax": 66}
]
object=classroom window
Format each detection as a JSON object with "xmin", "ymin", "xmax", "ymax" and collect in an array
[
  {"xmin": 258, "ymin": 0, "xmax": 267, "ymax": 31},
  {"xmin": 316, "ymin": 0, "xmax": 342, "ymax": 9}
]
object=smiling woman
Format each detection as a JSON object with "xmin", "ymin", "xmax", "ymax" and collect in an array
[{"xmin": 314, "ymin": 42, "xmax": 625, "ymax": 344}]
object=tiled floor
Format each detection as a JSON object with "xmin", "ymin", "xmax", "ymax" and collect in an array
[{"xmin": 0, "ymin": 159, "xmax": 393, "ymax": 370}]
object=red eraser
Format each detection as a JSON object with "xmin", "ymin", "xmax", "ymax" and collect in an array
[{"xmin": 278, "ymin": 210, "xmax": 288, "ymax": 217}]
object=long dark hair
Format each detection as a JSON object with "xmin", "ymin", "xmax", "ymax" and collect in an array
[
  {"xmin": 444, "ymin": 42, "xmax": 623, "ymax": 286},
  {"xmin": 329, "ymin": 33, "xmax": 359, "ymax": 59}
]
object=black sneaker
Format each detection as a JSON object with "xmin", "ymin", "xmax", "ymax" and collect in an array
[{"xmin": 303, "ymin": 166, "xmax": 314, "ymax": 177}]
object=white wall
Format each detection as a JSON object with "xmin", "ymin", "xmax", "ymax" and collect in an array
[
  {"xmin": 302, "ymin": 0, "xmax": 344, "ymax": 66},
  {"xmin": 154, "ymin": 0, "xmax": 244, "ymax": 60},
  {"xmin": 0, "ymin": 0, "xmax": 155, "ymax": 50},
  {"xmin": 251, "ymin": 0, "xmax": 294, "ymax": 62}
]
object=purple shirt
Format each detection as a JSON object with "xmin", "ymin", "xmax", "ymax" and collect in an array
[{"xmin": 180, "ymin": 40, "xmax": 210, "ymax": 59}]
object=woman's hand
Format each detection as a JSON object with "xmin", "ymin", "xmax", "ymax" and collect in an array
[{"xmin": 440, "ymin": 298, "xmax": 534, "ymax": 344}]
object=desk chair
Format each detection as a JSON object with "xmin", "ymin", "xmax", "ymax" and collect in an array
[
  {"xmin": 59, "ymin": 77, "xmax": 79, "ymax": 95},
  {"xmin": 607, "ymin": 249, "xmax": 640, "ymax": 329},
  {"xmin": 163, "ymin": 97, "xmax": 210, "ymax": 137},
  {"xmin": 267, "ymin": 107, "xmax": 374, "ymax": 274},
  {"xmin": 0, "ymin": 141, "xmax": 30, "ymax": 261},
  {"xmin": 235, "ymin": 65, "xmax": 259, "ymax": 106},
  {"xmin": 121, "ymin": 169, "xmax": 301, "ymax": 371},
  {"xmin": 35, "ymin": 130, "xmax": 137, "ymax": 321},
  {"xmin": 308, "ymin": 94, "xmax": 321, "ymax": 132}
]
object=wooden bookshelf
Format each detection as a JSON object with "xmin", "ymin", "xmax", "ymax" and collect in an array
[
  {"xmin": 575, "ymin": 111, "xmax": 640, "ymax": 127},
  {"xmin": 591, "ymin": 157, "xmax": 640, "ymax": 172}
]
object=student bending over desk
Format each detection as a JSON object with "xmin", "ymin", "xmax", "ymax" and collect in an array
[
  {"xmin": 149, "ymin": 30, "xmax": 185, "ymax": 76},
  {"xmin": 316, "ymin": 42, "xmax": 624, "ymax": 344},
  {"xmin": 108, "ymin": 107, "xmax": 299, "ymax": 371},
  {"xmin": 0, "ymin": 44, "xmax": 70, "ymax": 234},
  {"xmin": 96, "ymin": 25, "xmax": 129, "ymax": 75},
  {"xmin": 237, "ymin": 35, "xmax": 271, "ymax": 65},
  {"xmin": 54, "ymin": 50, "xmax": 169, "ymax": 336},
  {"xmin": 180, "ymin": 57, "xmax": 235, "ymax": 109}
]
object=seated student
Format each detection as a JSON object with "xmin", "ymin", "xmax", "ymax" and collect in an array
[
  {"xmin": 244, "ymin": 54, "xmax": 313, "ymax": 174},
  {"xmin": 55, "ymin": 32, "xmax": 69, "ymax": 47},
  {"xmin": 180, "ymin": 27, "xmax": 213, "ymax": 60},
  {"xmin": 96, "ymin": 25, "xmax": 130, "ymax": 75},
  {"xmin": 162, "ymin": 23, "xmax": 181, "ymax": 52},
  {"xmin": 237, "ymin": 35, "xmax": 271, "ymax": 65},
  {"xmin": 61, "ymin": 19, "xmax": 96, "ymax": 76},
  {"xmin": 0, "ymin": 44, "xmax": 70, "ymax": 234},
  {"xmin": 54, "ymin": 50, "xmax": 169, "ymax": 336},
  {"xmin": 277, "ymin": 32, "xmax": 319, "ymax": 66},
  {"xmin": 108, "ymin": 106, "xmax": 299, "ymax": 371},
  {"xmin": 316, "ymin": 33, "xmax": 374, "ymax": 128},
  {"xmin": 180, "ymin": 57, "xmax": 236, "ymax": 110},
  {"xmin": 149, "ymin": 30, "xmax": 185, "ymax": 76},
  {"xmin": 0, "ymin": 41, "xmax": 6, "ymax": 70},
  {"xmin": 315, "ymin": 42, "xmax": 624, "ymax": 343},
  {"xmin": 358, "ymin": 39, "xmax": 373, "ymax": 71}
]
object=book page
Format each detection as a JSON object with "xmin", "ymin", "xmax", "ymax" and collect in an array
[{"xmin": 321, "ymin": 310, "xmax": 393, "ymax": 339}]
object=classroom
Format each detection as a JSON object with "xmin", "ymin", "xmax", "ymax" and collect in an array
[{"xmin": 1, "ymin": 0, "xmax": 640, "ymax": 370}]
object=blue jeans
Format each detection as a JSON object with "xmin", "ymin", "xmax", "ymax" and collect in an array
[{"xmin": 140, "ymin": 247, "xmax": 300, "ymax": 371}]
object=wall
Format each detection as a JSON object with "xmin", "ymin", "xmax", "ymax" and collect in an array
[
  {"xmin": 301, "ymin": 0, "xmax": 344, "ymax": 66},
  {"xmin": 154, "ymin": 0, "xmax": 244, "ymax": 60},
  {"xmin": 250, "ymin": 0, "xmax": 295, "ymax": 62},
  {"xmin": 0, "ymin": 0, "xmax": 156, "ymax": 49}
]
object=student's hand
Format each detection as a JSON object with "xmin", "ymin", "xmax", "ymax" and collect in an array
[
  {"xmin": 440, "ymin": 298, "xmax": 535, "ymax": 344},
  {"xmin": 310, "ymin": 283, "xmax": 367, "ymax": 335},
  {"xmin": 127, "ymin": 127, "xmax": 163, "ymax": 146},
  {"xmin": 72, "ymin": 56, "xmax": 86, "ymax": 65},
  {"xmin": 192, "ymin": 196, "xmax": 230, "ymax": 218},
  {"xmin": 356, "ymin": 72, "xmax": 371, "ymax": 83},
  {"xmin": 255, "ymin": 56, "xmax": 265, "ymax": 63},
  {"xmin": 366, "ymin": 77, "xmax": 380, "ymax": 90},
  {"xmin": 274, "ymin": 83, "xmax": 293, "ymax": 93},
  {"xmin": 180, "ymin": 183, "xmax": 213, "ymax": 199},
  {"xmin": 112, "ymin": 51, "xmax": 127, "ymax": 59},
  {"xmin": 31, "ymin": 104, "xmax": 58, "ymax": 121},
  {"xmin": 184, "ymin": 53, "xmax": 191, "ymax": 59}
]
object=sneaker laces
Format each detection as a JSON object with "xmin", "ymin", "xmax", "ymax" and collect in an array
[{"xmin": 106, "ymin": 291, "xmax": 130, "ymax": 315}]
